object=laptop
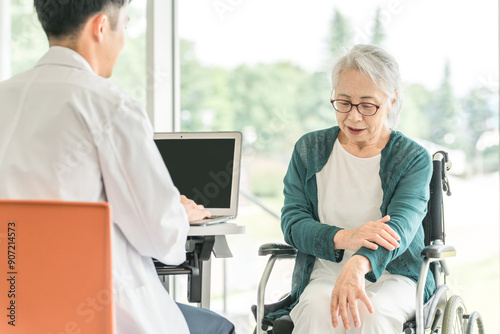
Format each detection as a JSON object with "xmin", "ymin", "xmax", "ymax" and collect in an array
[{"xmin": 154, "ymin": 132, "xmax": 242, "ymax": 225}]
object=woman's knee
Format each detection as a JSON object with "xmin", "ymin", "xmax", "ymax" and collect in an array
[
  {"xmin": 290, "ymin": 289, "xmax": 333, "ymax": 332},
  {"xmin": 356, "ymin": 298, "xmax": 407, "ymax": 333}
]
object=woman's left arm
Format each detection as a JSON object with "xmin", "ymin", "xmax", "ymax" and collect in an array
[
  {"xmin": 354, "ymin": 149, "xmax": 432, "ymax": 280},
  {"xmin": 330, "ymin": 149, "xmax": 432, "ymax": 329}
]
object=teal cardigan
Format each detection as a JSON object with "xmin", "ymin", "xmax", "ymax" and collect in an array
[{"xmin": 275, "ymin": 126, "xmax": 435, "ymax": 318}]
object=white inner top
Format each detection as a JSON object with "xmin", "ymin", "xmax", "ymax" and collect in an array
[{"xmin": 311, "ymin": 139, "xmax": 383, "ymax": 280}]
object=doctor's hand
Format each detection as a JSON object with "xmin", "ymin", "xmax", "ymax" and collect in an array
[
  {"xmin": 330, "ymin": 255, "xmax": 373, "ymax": 330},
  {"xmin": 180, "ymin": 195, "xmax": 211, "ymax": 222},
  {"xmin": 333, "ymin": 215, "xmax": 400, "ymax": 252}
]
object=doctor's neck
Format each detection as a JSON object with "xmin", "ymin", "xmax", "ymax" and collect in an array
[
  {"xmin": 48, "ymin": 36, "xmax": 79, "ymax": 51},
  {"xmin": 46, "ymin": 31, "xmax": 113, "ymax": 79}
]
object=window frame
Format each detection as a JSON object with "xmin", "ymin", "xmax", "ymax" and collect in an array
[{"xmin": 147, "ymin": 0, "xmax": 180, "ymax": 132}]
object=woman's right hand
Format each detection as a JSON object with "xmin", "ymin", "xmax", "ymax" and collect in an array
[{"xmin": 333, "ymin": 215, "xmax": 400, "ymax": 252}]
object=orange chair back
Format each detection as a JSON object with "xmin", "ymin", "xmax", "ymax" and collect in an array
[{"xmin": 0, "ymin": 200, "xmax": 114, "ymax": 333}]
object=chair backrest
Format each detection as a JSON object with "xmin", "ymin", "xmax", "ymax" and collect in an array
[
  {"xmin": 0, "ymin": 200, "xmax": 114, "ymax": 333},
  {"xmin": 423, "ymin": 151, "xmax": 451, "ymax": 246}
]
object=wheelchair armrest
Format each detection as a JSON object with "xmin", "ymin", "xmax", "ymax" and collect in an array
[
  {"xmin": 258, "ymin": 243, "xmax": 297, "ymax": 256},
  {"xmin": 256, "ymin": 244, "xmax": 296, "ymax": 333},
  {"xmin": 421, "ymin": 244, "xmax": 456, "ymax": 259}
]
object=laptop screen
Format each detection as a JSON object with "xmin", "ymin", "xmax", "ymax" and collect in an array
[{"xmin": 155, "ymin": 138, "xmax": 235, "ymax": 208}]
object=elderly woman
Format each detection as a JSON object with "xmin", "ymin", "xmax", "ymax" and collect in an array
[{"xmin": 281, "ymin": 44, "xmax": 436, "ymax": 333}]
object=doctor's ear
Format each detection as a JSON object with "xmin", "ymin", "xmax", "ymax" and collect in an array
[{"xmin": 90, "ymin": 14, "xmax": 108, "ymax": 43}]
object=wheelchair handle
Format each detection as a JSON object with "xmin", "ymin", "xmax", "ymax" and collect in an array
[{"xmin": 429, "ymin": 151, "xmax": 452, "ymax": 242}]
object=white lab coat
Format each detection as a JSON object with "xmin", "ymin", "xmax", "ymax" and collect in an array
[{"xmin": 0, "ymin": 47, "xmax": 191, "ymax": 333}]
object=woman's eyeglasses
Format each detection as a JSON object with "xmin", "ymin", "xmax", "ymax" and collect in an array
[{"xmin": 331, "ymin": 99, "xmax": 386, "ymax": 116}]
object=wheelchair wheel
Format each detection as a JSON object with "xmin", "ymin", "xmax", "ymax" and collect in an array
[{"xmin": 442, "ymin": 295, "xmax": 467, "ymax": 334}]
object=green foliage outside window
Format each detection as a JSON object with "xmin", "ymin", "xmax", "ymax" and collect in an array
[
  {"xmin": 9, "ymin": 2, "xmax": 498, "ymax": 176},
  {"xmin": 179, "ymin": 9, "xmax": 498, "ymax": 176}
]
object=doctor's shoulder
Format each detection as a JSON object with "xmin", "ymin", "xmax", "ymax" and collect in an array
[{"xmin": 76, "ymin": 74, "xmax": 146, "ymax": 123}]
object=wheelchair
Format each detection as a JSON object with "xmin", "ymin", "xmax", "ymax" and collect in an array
[{"xmin": 252, "ymin": 151, "xmax": 485, "ymax": 334}]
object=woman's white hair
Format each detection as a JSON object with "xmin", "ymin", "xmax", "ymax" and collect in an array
[{"xmin": 330, "ymin": 44, "xmax": 402, "ymax": 129}]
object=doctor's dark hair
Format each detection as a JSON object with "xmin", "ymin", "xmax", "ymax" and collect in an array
[{"xmin": 34, "ymin": 0, "xmax": 128, "ymax": 39}]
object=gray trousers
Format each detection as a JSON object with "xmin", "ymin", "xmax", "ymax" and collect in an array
[{"xmin": 177, "ymin": 303, "xmax": 236, "ymax": 334}]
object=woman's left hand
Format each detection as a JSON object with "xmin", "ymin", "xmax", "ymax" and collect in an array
[{"xmin": 330, "ymin": 255, "xmax": 374, "ymax": 329}]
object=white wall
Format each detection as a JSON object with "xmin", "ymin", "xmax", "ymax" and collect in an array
[{"xmin": 0, "ymin": 0, "xmax": 11, "ymax": 81}]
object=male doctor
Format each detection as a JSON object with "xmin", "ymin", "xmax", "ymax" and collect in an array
[{"xmin": 0, "ymin": 0, "xmax": 235, "ymax": 333}]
